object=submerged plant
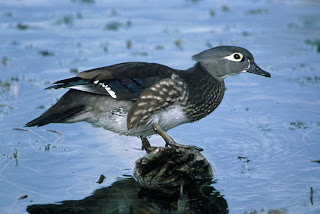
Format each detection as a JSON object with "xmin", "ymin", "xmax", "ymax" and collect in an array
[{"xmin": 305, "ymin": 39, "xmax": 320, "ymax": 53}]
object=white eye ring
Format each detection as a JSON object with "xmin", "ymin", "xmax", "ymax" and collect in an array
[{"xmin": 224, "ymin": 52, "xmax": 243, "ymax": 62}]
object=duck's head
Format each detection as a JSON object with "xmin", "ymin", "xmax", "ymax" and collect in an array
[{"xmin": 192, "ymin": 46, "xmax": 271, "ymax": 81}]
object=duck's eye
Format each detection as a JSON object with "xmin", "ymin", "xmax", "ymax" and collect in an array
[
  {"xmin": 224, "ymin": 52, "xmax": 243, "ymax": 62},
  {"xmin": 234, "ymin": 53, "xmax": 241, "ymax": 60}
]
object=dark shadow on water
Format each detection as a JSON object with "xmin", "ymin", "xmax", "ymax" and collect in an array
[{"xmin": 26, "ymin": 177, "xmax": 228, "ymax": 214}]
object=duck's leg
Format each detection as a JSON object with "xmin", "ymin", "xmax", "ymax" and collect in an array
[
  {"xmin": 140, "ymin": 137, "xmax": 157, "ymax": 153},
  {"xmin": 152, "ymin": 123, "xmax": 203, "ymax": 151}
]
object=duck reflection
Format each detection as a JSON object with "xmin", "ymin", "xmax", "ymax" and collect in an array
[{"xmin": 27, "ymin": 177, "xmax": 228, "ymax": 214}]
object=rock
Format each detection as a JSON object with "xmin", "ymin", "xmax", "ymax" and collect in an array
[{"xmin": 134, "ymin": 147, "xmax": 213, "ymax": 188}]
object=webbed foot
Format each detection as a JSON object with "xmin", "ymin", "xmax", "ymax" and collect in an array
[{"xmin": 152, "ymin": 123, "xmax": 203, "ymax": 151}]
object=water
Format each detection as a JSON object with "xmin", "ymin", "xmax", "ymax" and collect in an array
[{"xmin": 1, "ymin": 0, "xmax": 320, "ymax": 213}]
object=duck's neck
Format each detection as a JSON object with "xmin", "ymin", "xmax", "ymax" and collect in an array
[{"xmin": 177, "ymin": 63, "xmax": 226, "ymax": 121}]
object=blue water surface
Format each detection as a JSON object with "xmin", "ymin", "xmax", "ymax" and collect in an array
[{"xmin": 0, "ymin": 0, "xmax": 319, "ymax": 213}]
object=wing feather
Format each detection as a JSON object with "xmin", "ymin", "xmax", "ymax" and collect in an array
[{"xmin": 45, "ymin": 62, "xmax": 174, "ymax": 100}]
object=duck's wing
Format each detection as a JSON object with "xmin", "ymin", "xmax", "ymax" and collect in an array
[
  {"xmin": 25, "ymin": 62, "xmax": 176, "ymax": 127},
  {"xmin": 45, "ymin": 62, "xmax": 175, "ymax": 100}
]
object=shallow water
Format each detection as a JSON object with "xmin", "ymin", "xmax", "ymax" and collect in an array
[{"xmin": 1, "ymin": 0, "xmax": 320, "ymax": 213}]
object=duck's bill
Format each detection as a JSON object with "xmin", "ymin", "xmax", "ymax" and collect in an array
[{"xmin": 246, "ymin": 61, "xmax": 271, "ymax": 78}]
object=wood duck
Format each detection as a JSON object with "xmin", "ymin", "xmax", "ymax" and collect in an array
[{"xmin": 26, "ymin": 46, "xmax": 271, "ymax": 151}]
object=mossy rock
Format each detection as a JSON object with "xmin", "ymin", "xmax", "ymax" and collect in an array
[{"xmin": 134, "ymin": 147, "xmax": 213, "ymax": 188}]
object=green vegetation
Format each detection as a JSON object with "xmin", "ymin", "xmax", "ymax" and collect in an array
[
  {"xmin": 221, "ymin": 5, "xmax": 230, "ymax": 12},
  {"xmin": 0, "ymin": 77, "xmax": 19, "ymax": 94},
  {"xmin": 126, "ymin": 40, "xmax": 132, "ymax": 49},
  {"xmin": 16, "ymin": 23, "xmax": 29, "ymax": 30},
  {"xmin": 13, "ymin": 148, "xmax": 18, "ymax": 160},
  {"xmin": 105, "ymin": 21, "xmax": 122, "ymax": 31},
  {"xmin": 2, "ymin": 57, "xmax": 8, "ymax": 66},
  {"xmin": 259, "ymin": 124, "xmax": 272, "ymax": 132},
  {"xmin": 70, "ymin": 68, "xmax": 79, "ymax": 74},
  {"xmin": 45, "ymin": 144, "xmax": 51, "ymax": 152},
  {"xmin": 104, "ymin": 20, "xmax": 132, "ymax": 31},
  {"xmin": 38, "ymin": 50, "xmax": 54, "ymax": 57},
  {"xmin": 35, "ymin": 105, "xmax": 45, "ymax": 109},
  {"xmin": 5, "ymin": 148, "xmax": 18, "ymax": 166},
  {"xmin": 288, "ymin": 120, "xmax": 320, "ymax": 130},
  {"xmin": 0, "ymin": 80, "xmax": 10, "ymax": 93},
  {"xmin": 305, "ymin": 39, "xmax": 320, "ymax": 53},
  {"xmin": 290, "ymin": 121, "xmax": 308, "ymax": 129},
  {"xmin": 174, "ymin": 39, "xmax": 182, "ymax": 49},
  {"xmin": 57, "ymin": 15, "xmax": 74, "ymax": 25}
]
